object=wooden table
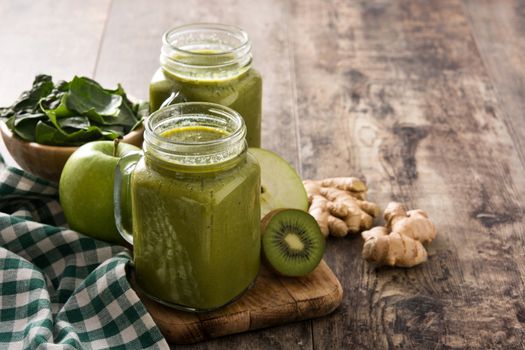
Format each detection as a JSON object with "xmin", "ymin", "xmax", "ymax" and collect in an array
[{"xmin": 2, "ymin": 0, "xmax": 525, "ymax": 348}]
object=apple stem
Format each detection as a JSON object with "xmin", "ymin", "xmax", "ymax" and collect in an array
[{"xmin": 113, "ymin": 137, "xmax": 122, "ymax": 157}]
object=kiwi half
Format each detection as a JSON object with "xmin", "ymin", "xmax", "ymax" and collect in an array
[{"xmin": 261, "ymin": 209, "xmax": 326, "ymax": 277}]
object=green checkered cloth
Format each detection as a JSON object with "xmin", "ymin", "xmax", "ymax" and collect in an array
[{"xmin": 0, "ymin": 156, "xmax": 169, "ymax": 349}]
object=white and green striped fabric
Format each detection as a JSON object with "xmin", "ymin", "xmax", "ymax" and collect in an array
[{"xmin": 0, "ymin": 156, "xmax": 169, "ymax": 349}]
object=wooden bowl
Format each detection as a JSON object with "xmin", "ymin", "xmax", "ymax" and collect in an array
[{"xmin": 0, "ymin": 121, "xmax": 144, "ymax": 183}]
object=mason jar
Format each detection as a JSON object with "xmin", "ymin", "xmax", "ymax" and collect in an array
[
  {"xmin": 149, "ymin": 23, "xmax": 263, "ymax": 147},
  {"xmin": 114, "ymin": 102, "xmax": 261, "ymax": 312}
]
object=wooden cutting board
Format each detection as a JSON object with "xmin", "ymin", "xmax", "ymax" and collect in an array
[{"xmin": 131, "ymin": 260, "xmax": 343, "ymax": 344}]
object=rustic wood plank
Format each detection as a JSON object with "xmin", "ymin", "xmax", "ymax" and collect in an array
[
  {"xmin": 290, "ymin": 0, "xmax": 525, "ymax": 348},
  {"xmin": 96, "ymin": 0, "xmax": 310, "ymax": 348},
  {"xmin": 462, "ymin": 0, "xmax": 525, "ymax": 169},
  {"xmin": 0, "ymin": 0, "xmax": 111, "ymax": 166},
  {"xmin": 0, "ymin": 0, "xmax": 110, "ymax": 105}
]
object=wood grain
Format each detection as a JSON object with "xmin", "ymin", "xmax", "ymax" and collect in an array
[
  {"xmin": 290, "ymin": 0, "xmax": 525, "ymax": 348},
  {"xmin": 0, "ymin": 0, "xmax": 110, "ymax": 105},
  {"xmin": 132, "ymin": 261, "xmax": 342, "ymax": 345},
  {"xmin": 462, "ymin": 0, "xmax": 525, "ymax": 170}
]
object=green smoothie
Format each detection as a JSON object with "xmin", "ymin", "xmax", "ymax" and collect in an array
[
  {"xmin": 131, "ymin": 125, "xmax": 261, "ymax": 310},
  {"xmin": 149, "ymin": 64, "xmax": 262, "ymax": 147}
]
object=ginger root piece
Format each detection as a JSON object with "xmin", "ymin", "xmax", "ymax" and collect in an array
[
  {"xmin": 303, "ymin": 177, "xmax": 379, "ymax": 238},
  {"xmin": 361, "ymin": 202, "xmax": 436, "ymax": 267}
]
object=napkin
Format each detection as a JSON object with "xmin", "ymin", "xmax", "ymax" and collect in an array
[{"xmin": 0, "ymin": 156, "xmax": 169, "ymax": 349}]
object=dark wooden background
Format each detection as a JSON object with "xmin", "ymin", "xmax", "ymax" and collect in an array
[{"xmin": 2, "ymin": 0, "xmax": 525, "ymax": 348}]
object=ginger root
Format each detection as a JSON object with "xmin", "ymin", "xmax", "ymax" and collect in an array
[
  {"xmin": 361, "ymin": 202, "xmax": 436, "ymax": 267},
  {"xmin": 303, "ymin": 177, "xmax": 380, "ymax": 238}
]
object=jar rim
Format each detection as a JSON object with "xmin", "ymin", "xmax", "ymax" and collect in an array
[
  {"xmin": 160, "ymin": 23, "xmax": 252, "ymax": 77},
  {"xmin": 162, "ymin": 23, "xmax": 250, "ymax": 57},
  {"xmin": 144, "ymin": 102, "xmax": 247, "ymax": 167}
]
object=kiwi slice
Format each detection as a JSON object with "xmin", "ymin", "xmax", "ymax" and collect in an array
[{"xmin": 261, "ymin": 209, "xmax": 326, "ymax": 277}]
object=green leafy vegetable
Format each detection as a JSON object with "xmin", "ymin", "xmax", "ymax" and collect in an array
[
  {"xmin": 12, "ymin": 75, "xmax": 54, "ymax": 112},
  {"xmin": 7, "ymin": 113, "xmax": 45, "ymax": 141},
  {"xmin": 58, "ymin": 116, "xmax": 90, "ymax": 130},
  {"xmin": 66, "ymin": 77, "xmax": 122, "ymax": 118},
  {"xmin": 0, "ymin": 74, "xmax": 146, "ymax": 146}
]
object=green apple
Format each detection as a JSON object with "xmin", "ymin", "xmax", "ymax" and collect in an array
[
  {"xmin": 248, "ymin": 148, "xmax": 309, "ymax": 218},
  {"xmin": 59, "ymin": 140, "xmax": 140, "ymax": 244}
]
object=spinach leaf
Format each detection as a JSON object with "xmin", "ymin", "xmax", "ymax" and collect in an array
[
  {"xmin": 6, "ymin": 113, "xmax": 45, "ymax": 141},
  {"xmin": 58, "ymin": 116, "xmax": 90, "ymax": 130},
  {"xmin": 99, "ymin": 125, "xmax": 126, "ymax": 135},
  {"xmin": 35, "ymin": 121, "xmax": 88, "ymax": 146},
  {"xmin": 66, "ymin": 76, "xmax": 122, "ymax": 118},
  {"xmin": 11, "ymin": 75, "xmax": 54, "ymax": 113},
  {"xmin": 136, "ymin": 101, "xmax": 150, "ymax": 120},
  {"xmin": 106, "ymin": 98, "xmax": 138, "ymax": 128},
  {"xmin": 41, "ymin": 107, "xmax": 67, "ymax": 135},
  {"xmin": 46, "ymin": 94, "xmax": 73, "ymax": 118},
  {"xmin": 1, "ymin": 75, "xmax": 54, "ymax": 120},
  {"xmin": 0, "ymin": 107, "xmax": 10, "ymax": 118},
  {"xmin": 35, "ymin": 121, "xmax": 119, "ymax": 146}
]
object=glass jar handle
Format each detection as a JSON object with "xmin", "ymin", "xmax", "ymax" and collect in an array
[
  {"xmin": 160, "ymin": 91, "xmax": 185, "ymax": 109},
  {"xmin": 114, "ymin": 151, "xmax": 142, "ymax": 245}
]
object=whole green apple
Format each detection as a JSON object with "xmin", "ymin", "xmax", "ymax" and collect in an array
[{"xmin": 59, "ymin": 140, "xmax": 140, "ymax": 244}]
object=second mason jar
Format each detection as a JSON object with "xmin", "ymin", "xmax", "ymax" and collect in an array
[
  {"xmin": 150, "ymin": 23, "xmax": 262, "ymax": 147},
  {"xmin": 114, "ymin": 102, "xmax": 261, "ymax": 312}
]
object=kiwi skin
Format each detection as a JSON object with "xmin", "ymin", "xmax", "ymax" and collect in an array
[
  {"xmin": 260, "ymin": 209, "xmax": 286, "ymax": 276},
  {"xmin": 260, "ymin": 209, "xmax": 325, "ymax": 277},
  {"xmin": 260, "ymin": 208, "xmax": 286, "ymax": 233}
]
